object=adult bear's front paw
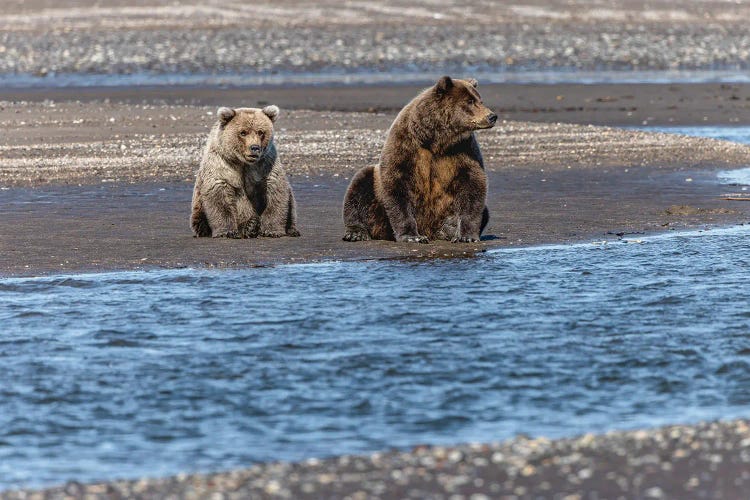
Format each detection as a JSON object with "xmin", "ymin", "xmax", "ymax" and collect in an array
[
  {"xmin": 399, "ymin": 234, "xmax": 429, "ymax": 244},
  {"xmin": 343, "ymin": 230, "xmax": 370, "ymax": 242},
  {"xmin": 452, "ymin": 236, "xmax": 479, "ymax": 243},
  {"xmin": 286, "ymin": 228, "xmax": 301, "ymax": 237}
]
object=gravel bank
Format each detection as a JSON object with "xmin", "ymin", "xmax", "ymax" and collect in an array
[
  {"xmin": 2, "ymin": 102, "xmax": 750, "ymax": 187},
  {"xmin": 3, "ymin": 419, "xmax": 750, "ymax": 499},
  {"xmin": 2, "ymin": 1, "xmax": 750, "ymax": 82}
]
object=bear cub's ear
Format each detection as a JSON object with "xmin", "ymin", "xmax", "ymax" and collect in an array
[
  {"xmin": 217, "ymin": 107, "xmax": 236, "ymax": 124},
  {"xmin": 262, "ymin": 105, "xmax": 280, "ymax": 122},
  {"xmin": 467, "ymin": 78, "xmax": 478, "ymax": 88},
  {"xmin": 435, "ymin": 76, "xmax": 454, "ymax": 95}
]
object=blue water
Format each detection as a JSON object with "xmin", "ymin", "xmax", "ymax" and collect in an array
[
  {"xmin": 2, "ymin": 226, "xmax": 750, "ymax": 489},
  {"xmin": 2, "ymin": 125, "xmax": 750, "ymax": 490},
  {"xmin": 647, "ymin": 126, "xmax": 750, "ymax": 146},
  {"xmin": 5, "ymin": 69, "xmax": 750, "ymax": 89}
]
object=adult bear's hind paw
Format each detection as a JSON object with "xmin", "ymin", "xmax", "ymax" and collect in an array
[{"xmin": 343, "ymin": 230, "xmax": 370, "ymax": 242}]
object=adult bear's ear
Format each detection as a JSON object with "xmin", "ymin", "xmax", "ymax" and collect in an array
[
  {"xmin": 217, "ymin": 107, "xmax": 236, "ymax": 125},
  {"xmin": 435, "ymin": 76, "xmax": 454, "ymax": 95},
  {"xmin": 262, "ymin": 105, "xmax": 280, "ymax": 122},
  {"xmin": 467, "ymin": 78, "xmax": 478, "ymax": 88}
]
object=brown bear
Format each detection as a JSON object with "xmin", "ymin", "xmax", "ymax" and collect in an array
[
  {"xmin": 191, "ymin": 105, "xmax": 300, "ymax": 238},
  {"xmin": 342, "ymin": 76, "xmax": 496, "ymax": 243}
]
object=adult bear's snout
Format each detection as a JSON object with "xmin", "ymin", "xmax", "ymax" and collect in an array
[
  {"xmin": 488, "ymin": 113, "xmax": 498, "ymax": 126},
  {"xmin": 249, "ymin": 145, "xmax": 262, "ymax": 154}
]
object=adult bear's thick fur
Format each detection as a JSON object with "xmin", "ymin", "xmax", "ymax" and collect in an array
[{"xmin": 343, "ymin": 76, "xmax": 496, "ymax": 243}]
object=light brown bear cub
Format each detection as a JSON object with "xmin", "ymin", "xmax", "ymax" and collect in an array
[
  {"xmin": 343, "ymin": 76, "xmax": 496, "ymax": 243},
  {"xmin": 191, "ymin": 105, "xmax": 300, "ymax": 238}
]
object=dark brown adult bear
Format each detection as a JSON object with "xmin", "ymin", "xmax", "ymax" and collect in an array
[{"xmin": 342, "ymin": 76, "xmax": 496, "ymax": 243}]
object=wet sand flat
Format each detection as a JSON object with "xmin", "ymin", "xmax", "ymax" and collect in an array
[
  {"xmin": 1, "ymin": 99, "xmax": 749, "ymax": 276},
  {"xmin": 6, "ymin": 82, "xmax": 750, "ymax": 127},
  {"xmin": 0, "ymin": 167, "xmax": 743, "ymax": 277}
]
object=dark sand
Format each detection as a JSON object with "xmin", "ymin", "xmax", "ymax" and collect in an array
[
  {"xmin": 1, "ymin": 166, "xmax": 746, "ymax": 277},
  {"xmin": 5, "ymin": 82, "xmax": 750, "ymax": 126}
]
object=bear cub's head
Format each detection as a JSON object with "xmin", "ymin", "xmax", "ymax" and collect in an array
[
  {"xmin": 434, "ymin": 76, "xmax": 497, "ymax": 131},
  {"xmin": 215, "ymin": 105, "xmax": 279, "ymax": 165}
]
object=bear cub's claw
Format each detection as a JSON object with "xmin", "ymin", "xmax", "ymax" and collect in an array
[
  {"xmin": 260, "ymin": 230, "xmax": 285, "ymax": 238},
  {"xmin": 400, "ymin": 235, "xmax": 429, "ymax": 244}
]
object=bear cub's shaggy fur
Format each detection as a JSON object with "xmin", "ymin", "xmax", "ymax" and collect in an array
[
  {"xmin": 343, "ymin": 76, "xmax": 496, "ymax": 243},
  {"xmin": 191, "ymin": 105, "xmax": 300, "ymax": 238}
]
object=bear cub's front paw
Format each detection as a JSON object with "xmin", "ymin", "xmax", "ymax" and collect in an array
[
  {"xmin": 286, "ymin": 228, "xmax": 301, "ymax": 237},
  {"xmin": 239, "ymin": 223, "xmax": 260, "ymax": 239},
  {"xmin": 213, "ymin": 230, "xmax": 241, "ymax": 239}
]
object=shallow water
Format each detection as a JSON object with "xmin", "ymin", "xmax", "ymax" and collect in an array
[
  {"xmin": 642, "ymin": 126, "xmax": 750, "ymax": 187},
  {"xmin": 648, "ymin": 125, "xmax": 750, "ymax": 146},
  {"xmin": 2, "ymin": 226, "xmax": 750, "ymax": 489},
  {"xmin": 4, "ymin": 69, "xmax": 750, "ymax": 89}
]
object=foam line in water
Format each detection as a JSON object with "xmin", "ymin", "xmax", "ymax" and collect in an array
[
  {"xmin": 0, "ymin": 259, "xmax": 351, "ymax": 283},
  {"xmin": 486, "ymin": 223, "xmax": 750, "ymax": 255},
  {"xmin": 3, "ymin": 225, "xmax": 750, "ymax": 282}
]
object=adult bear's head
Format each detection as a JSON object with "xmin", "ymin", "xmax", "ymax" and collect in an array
[{"xmin": 432, "ymin": 76, "xmax": 497, "ymax": 131}]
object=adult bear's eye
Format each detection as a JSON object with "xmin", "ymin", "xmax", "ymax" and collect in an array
[
  {"xmin": 239, "ymin": 130, "xmax": 248, "ymax": 137},
  {"xmin": 259, "ymin": 132, "xmax": 265, "ymax": 140},
  {"xmin": 467, "ymin": 98, "xmax": 476, "ymax": 106}
]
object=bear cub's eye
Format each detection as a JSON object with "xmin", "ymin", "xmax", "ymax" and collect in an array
[
  {"xmin": 239, "ymin": 130, "xmax": 248, "ymax": 137},
  {"xmin": 467, "ymin": 98, "xmax": 476, "ymax": 106},
  {"xmin": 258, "ymin": 132, "xmax": 265, "ymax": 140}
]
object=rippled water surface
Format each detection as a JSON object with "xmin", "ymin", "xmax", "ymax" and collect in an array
[{"xmin": 2, "ymin": 227, "xmax": 750, "ymax": 489}]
